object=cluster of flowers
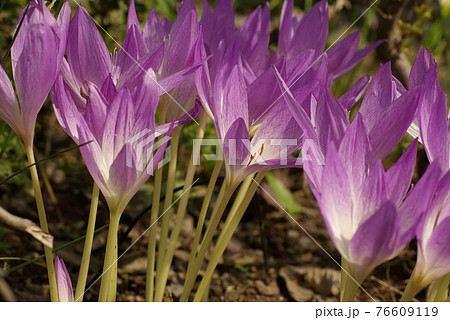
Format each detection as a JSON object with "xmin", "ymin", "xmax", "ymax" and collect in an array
[{"xmin": 0, "ymin": 0, "xmax": 448, "ymax": 302}]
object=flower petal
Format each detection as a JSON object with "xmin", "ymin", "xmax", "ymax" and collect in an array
[
  {"xmin": 398, "ymin": 161, "xmax": 442, "ymax": 245},
  {"xmin": 55, "ymin": 256, "xmax": 74, "ymax": 302},
  {"xmin": 67, "ymin": 5, "xmax": 111, "ymax": 88},
  {"xmin": 127, "ymin": 0, "xmax": 140, "ymax": 30},
  {"xmin": 288, "ymin": 0, "xmax": 328, "ymax": 59},
  {"xmin": 143, "ymin": 8, "xmax": 170, "ymax": 52},
  {"xmin": 0, "ymin": 64, "xmax": 22, "ymax": 138},
  {"xmin": 416, "ymin": 217, "xmax": 450, "ymax": 284},
  {"xmin": 222, "ymin": 118, "xmax": 250, "ymax": 181},
  {"xmin": 348, "ymin": 202, "xmax": 399, "ymax": 280},
  {"xmin": 319, "ymin": 144, "xmax": 353, "ymax": 255},
  {"xmin": 368, "ymin": 87, "xmax": 421, "ymax": 159},
  {"xmin": 200, "ymin": 0, "xmax": 234, "ymax": 54},
  {"xmin": 338, "ymin": 75, "xmax": 371, "ymax": 110},
  {"xmin": 337, "ymin": 114, "xmax": 373, "ymax": 190}
]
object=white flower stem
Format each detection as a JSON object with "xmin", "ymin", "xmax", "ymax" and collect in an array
[
  {"xmin": 181, "ymin": 178, "xmax": 236, "ymax": 301},
  {"xmin": 145, "ymin": 166, "xmax": 163, "ymax": 301},
  {"xmin": 428, "ymin": 273, "xmax": 450, "ymax": 302},
  {"xmin": 400, "ymin": 268, "xmax": 427, "ymax": 302},
  {"xmin": 155, "ymin": 125, "xmax": 183, "ymax": 291},
  {"xmin": 145, "ymin": 107, "xmax": 168, "ymax": 301},
  {"xmin": 340, "ymin": 257, "xmax": 359, "ymax": 302},
  {"xmin": 153, "ymin": 111, "xmax": 208, "ymax": 302},
  {"xmin": 26, "ymin": 146, "xmax": 58, "ymax": 302},
  {"xmin": 74, "ymin": 182, "xmax": 99, "ymax": 302},
  {"xmin": 193, "ymin": 173, "xmax": 264, "ymax": 301},
  {"xmin": 98, "ymin": 209, "xmax": 121, "ymax": 302},
  {"xmin": 179, "ymin": 160, "xmax": 223, "ymax": 302}
]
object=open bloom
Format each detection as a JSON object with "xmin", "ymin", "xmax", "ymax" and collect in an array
[
  {"xmin": 409, "ymin": 47, "xmax": 449, "ymax": 171},
  {"xmin": 305, "ymin": 114, "xmax": 439, "ymax": 282},
  {"xmin": 64, "ymin": 2, "xmax": 201, "ymax": 121},
  {"xmin": 195, "ymin": 35, "xmax": 329, "ymax": 186},
  {"xmin": 278, "ymin": 58, "xmax": 432, "ymax": 282},
  {"xmin": 52, "ymin": 70, "xmax": 199, "ymax": 214},
  {"xmin": 278, "ymin": 0, "xmax": 383, "ymax": 78},
  {"xmin": 54, "ymin": 2, "xmax": 202, "ymax": 213},
  {"xmin": 405, "ymin": 48, "xmax": 450, "ymax": 290},
  {"xmin": 125, "ymin": 0, "xmax": 204, "ymax": 121},
  {"xmin": 0, "ymin": 0, "xmax": 69, "ymax": 147},
  {"xmin": 278, "ymin": 61, "xmax": 421, "ymax": 196},
  {"xmin": 413, "ymin": 170, "xmax": 450, "ymax": 288},
  {"xmin": 192, "ymin": 0, "xmax": 381, "ymax": 127},
  {"xmin": 55, "ymin": 256, "xmax": 74, "ymax": 302}
]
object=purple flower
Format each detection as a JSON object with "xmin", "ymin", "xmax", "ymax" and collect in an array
[
  {"xmin": 409, "ymin": 48, "xmax": 449, "ymax": 171},
  {"xmin": 195, "ymin": 37, "xmax": 324, "ymax": 186},
  {"xmin": 306, "ymin": 114, "xmax": 438, "ymax": 282},
  {"xmin": 52, "ymin": 70, "xmax": 199, "ymax": 214},
  {"xmin": 64, "ymin": 2, "xmax": 201, "ymax": 113},
  {"xmin": 277, "ymin": 61, "xmax": 421, "ymax": 196},
  {"xmin": 55, "ymin": 256, "xmax": 74, "ymax": 302},
  {"xmin": 278, "ymin": 0, "xmax": 383, "ymax": 78},
  {"xmin": 413, "ymin": 170, "xmax": 450, "ymax": 288},
  {"xmin": 403, "ymin": 48, "xmax": 450, "ymax": 291},
  {"xmin": 155, "ymin": 0, "xmax": 204, "ymax": 121},
  {"xmin": 0, "ymin": 0, "xmax": 70, "ymax": 147},
  {"xmin": 278, "ymin": 59, "xmax": 431, "ymax": 282},
  {"xmin": 200, "ymin": 0, "xmax": 235, "ymax": 55}
]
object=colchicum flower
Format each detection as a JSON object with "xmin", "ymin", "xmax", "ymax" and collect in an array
[
  {"xmin": 54, "ymin": 2, "xmax": 202, "ymax": 214},
  {"xmin": 55, "ymin": 256, "xmax": 74, "ymax": 302},
  {"xmin": 278, "ymin": 61, "xmax": 421, "ymax": 195},
  {"xmin": 194, "ymin": 0, "xmax": 383, "ymax": 186},
  {"xmin": 401, "ymin": 48, "xmax": 450, "ymax": 298},
  {"xmin": 0, "ymin": 0, "xmax": 70, "ymax": 148},
  {"xmin": 52, "ymin": 1, "xmax": 201, "ymax": 301},
  {"xmin": 52, "ymin": 71, "xmax": 198, "ymax": 218},
  {"xmin": 196, "ymin": 0, "xmax": 382, "ymax": 129},
  {"xmin": 278, "ymin": 55, "xmax": 435, "ymax": 299},
  {"xmin": 303, "ymin": 114, "xmax": 439, "ymax": 299},
  {"xmin": 412, "ymin": 170, "xmax": 450, "ymax": 293},
  {"xmin": 278, "ymin": 0, "xmax": 383, "ymax": 78},
  {"xmin": 64, "ymin": 2, "xmax": 201, "ymax": 119},
  {"xmin": 0, "ymin": 0, "xmax": 70, "ymax": 302},
  {"xmin": 196, "ymin": 37, "xmax": 326, "ymax": 187}
]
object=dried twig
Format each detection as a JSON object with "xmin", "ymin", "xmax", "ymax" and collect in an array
[
  {"xmin": 369, "ymin": 275, "xmax": 420, "ymax": 302},
  {"xmin": 0, "ymin": 271, "xmax": 16, "ymax": 302},
  {"xmin": 0, "ymin": 205, "xmax": 53, "ymax": 248},
  {"xmin": 47, "ymin": 0, "xmax": 57, "ymax": 10}
]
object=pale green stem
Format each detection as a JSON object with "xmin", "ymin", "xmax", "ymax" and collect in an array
[
  {"xmin": 145, "ymin": 167, "xmax": 163, "ymax": 301},
  {"xmin": 215, "ymin": 175, "xmax": 255, "ymax": 244},
  {"xmin": 201, "ymin": 279, "xmax": 211, "ymax": 302},
  {"xmin": 400, "ymin": 268, "xmax": 427, "ymax": 302},
  {"xmin": 193, "ymin": 173, "xmax": 264, "ymax": 301},
  {"xmin": 108, "ymin": 241, "xmax": 118, "ymax": 302},
  {"xmin": 179, "ymin": 160, "xmax": 223, "ymax": 302},
  {"xmin": 181, "ymin": 179, "xmax": 235, "ymax": 301},
  {"xmin": 155, "ymin": 125, "xmax": 183, "ymax": 290},
  {"xmin": 145, "ymin": 107, "xmax": 168, "ymax": 301},
  {"xmin": 74, "ymin": 183, "xmax": 99, "ymax": 302},
  {"xmin": 26, "ymin": 146, "xmax": 58, "ymax": 302},
  {"xmin": 340, "ymin": 257, "xmax": 361, "ymax": 302},
  {"xmin": 98, "ymin": 210, "xmax": 121, "ymax": 302},
  {"xmin": 153, "ymin": 111, "xmax": 208, "ymax": 302},
  {"xmin": 340, "ymin": 257, "xmax": 348, "ymax": 299},
  {"xmin": 428, "ymin": 273, "xmax": 450, "ymax": 302}
]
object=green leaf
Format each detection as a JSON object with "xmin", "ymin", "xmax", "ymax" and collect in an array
[{"xmin": 265, "ymin": 171, "xmax": 301, "ymax": 215}]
